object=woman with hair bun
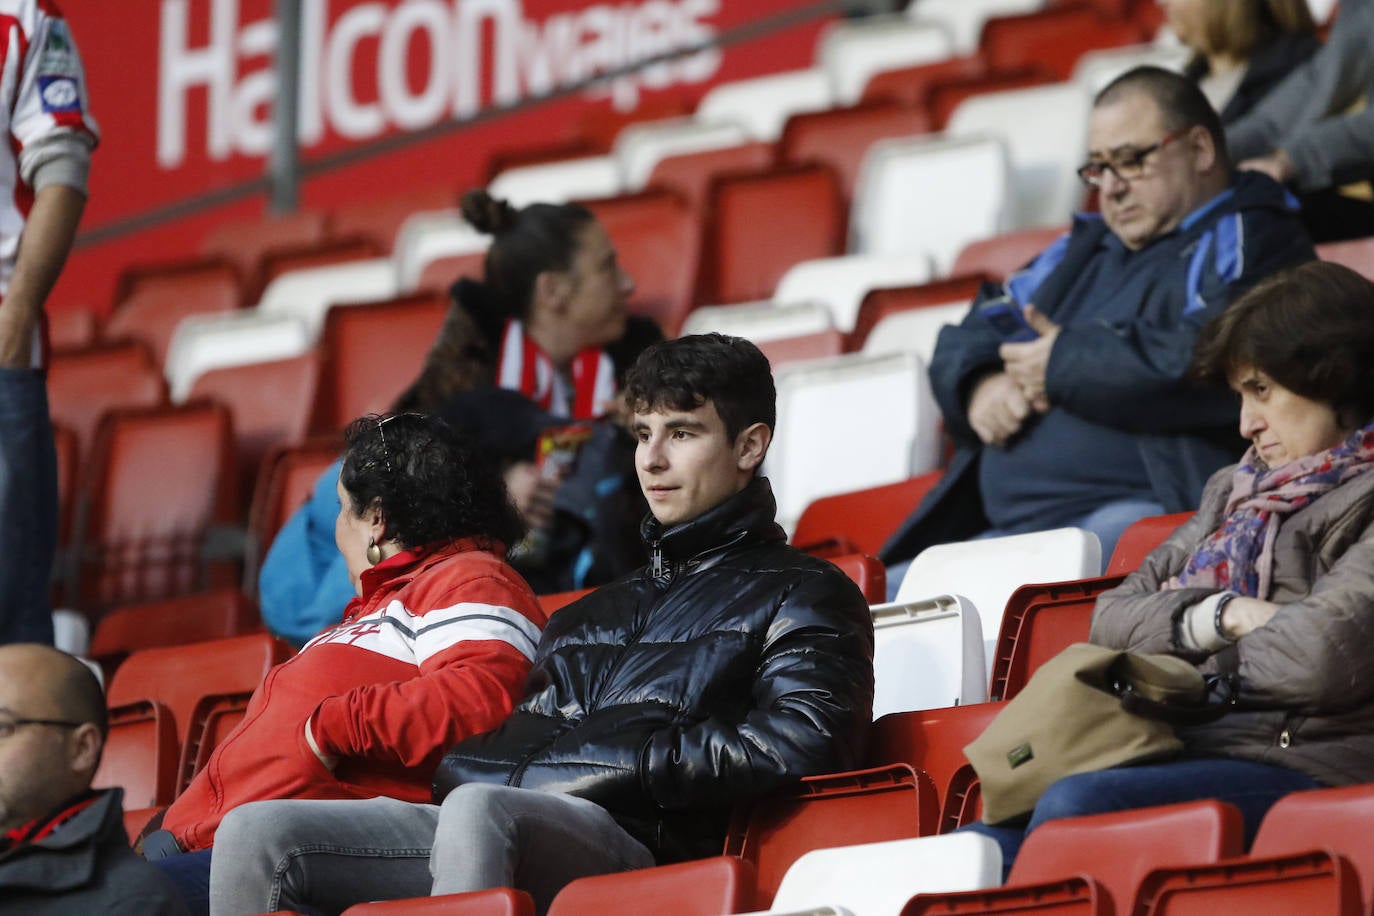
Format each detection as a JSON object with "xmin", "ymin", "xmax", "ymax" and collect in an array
[{"xmin": 396, "ymin": 190, "xmax": 660, "ymax": 419}]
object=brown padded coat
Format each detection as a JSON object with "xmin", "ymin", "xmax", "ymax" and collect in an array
[{"xmin": 1091, "ymin": 462, "xmax": 1374, "ymax": 788}]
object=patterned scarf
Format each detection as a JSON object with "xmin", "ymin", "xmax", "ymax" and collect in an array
[
  {"xmin": 1174, "ymin": 422, "xmax": 1374, "ymax": 598},
  {"xmin": 496, "ymin": 319, "xmax": 616, "ymax": 419}
]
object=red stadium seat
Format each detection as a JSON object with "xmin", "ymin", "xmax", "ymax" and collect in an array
[
  {"xmin": 106, "ymin": 633, "xmax": 294, "ymax": 755},
  {"xmin": 697, "ymin": 163, "xmax": 845, "ymax": 306},
  {"xmin": 188, "ymin": 351, "xmax": 321, "ymax": 505},
  {"xmin": 904, "ymin": 875, "xmax": 1106, "ymax": 915},
  {"xmin": 330, "ymin": 185, "xmax": 456, "ymax": 251},
  {"xmin": 1106, "ymin": 512, "xmax": 1191, "ymax": 575},
  {"xmin": 413, "ymin": 250, "xmax": 485, "ymax": 296},
  {"xmin": 1253, "ymin": 784, "xmax": 1374, "ymax": 909},
  {"xmin": 755, "ymin": 328, "xmax": 846, "ymax": 370},
  {"xmin": 1135, "ymin": 850, "xmax": 1360, "ymax": 915},
  {"xmin": 725, "ymin": 764, "xmax": 938, "ymax": 906},
  {"xmin": 341, "ymin": 887, "xmax": 535, "ymax": 915},
  {"xmin": 71, "ymin": 402, "xmax": 238, "ymax": 612},
  {"xmin": 792, "ymin": 472, "xmax": 942, "ymax": 558},
  {"xmin": 779, "ymin": 101, "xmax": 931, "ymax": 206},
  {"xmin": 979, "ymin": 7, "xmax": 1147, "ymax": 81},
  {"xmin": 582, "ymin": 190, "xmax": 701, "ymax": 336},
  {"xmin": 254, "ymin": 236, "xmax": 386, "ymax": 301},
  {"xmin": 989, "ymin": 575, "xmax": 1124, "ymax": 701},
  {"xmin": 89, "ymin": 587, "xmax": 260, "ymax": 671},
  {"xmin": 926, "ymin": 68, "xmax": 1058, "ymax": 131},
  {"xmin": 867, "ymin": 702, "xmax": 1006, "ymax": 832},
  {"xmin": 313, "ymin": 292, "xmax": 447, "ymax": 433},
  {"xmin": 105, "ymin": 260, "xmax": 240, "ymax": 366},
  {"xmin": 849, "ymin": 275, "xmax": 986, "ymax": 351},
  {"xmin": 201, "ymin": 209, "xmax": 329, "ymax": 298},
  {"xmin": 953, "ymin": 227, "xmax": 1069, "ymax": 282},
  {"xmin": 48, "ymin": 304, "xmax": 100, "ymax": 352},
  {"xmin": 48, "ymin": 342, "xmax": 167, "ymax": 466},
  {"xmin": 243, "ymin": 438, "xmax": 342, "ymax": 594},
  {"xmin": 92, "ymin": 699, "xmax": 179, "ymax": 808},
  {"xmin": 177, "ymin": 690, "xmax": 254, "ymax": 794},
  {"xmin": 829, "ymin": 553, "xmax": 887, "ymax": 604},
  {"xmin": 861, "ymin": 54, "xmax": 988, "ymax": 109},
  {"xmin": 646, "ymin": 141, "xmax": 776, "ymax": 215},
  {"xmin": 547, "ymin": 856, "xmax": 755, "ymax": 916}
]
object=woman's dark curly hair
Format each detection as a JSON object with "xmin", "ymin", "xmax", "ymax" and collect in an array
[
  {"xmin": 461, "ymin": 188, "xmax": 594, "ymax": 322},
  {"xmin": 339, "ymin": 413, "xmax": 525, "ymax": 551},
  {"xmin": 1191, "ymin": 260, "xmax": 1374, "ymax": 428}
]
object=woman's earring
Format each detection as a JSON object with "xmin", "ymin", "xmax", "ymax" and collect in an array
[{"xmin": 366, "ymin": 539, "xmax": 383, "ymax": 566}]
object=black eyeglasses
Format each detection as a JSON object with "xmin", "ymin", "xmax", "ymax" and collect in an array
[
  {"xmin": 0, "ymin": 717, "xmax": 84, "ymax": 739},
  {"xmin": 1076, "ymin": 127, "xmax": 1192, "ymax": 187}
]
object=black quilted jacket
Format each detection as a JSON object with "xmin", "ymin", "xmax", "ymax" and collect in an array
[{"xmin": 434, "ymin": 477, "xmax": 875, "ymax": 862}]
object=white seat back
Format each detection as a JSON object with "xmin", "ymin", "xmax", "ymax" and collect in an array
[
  {"xmin": 946, "ymin": 82, "xmax": 1092, "ymax": 229},
  {"xmin": 164, "ymin": 311, "xmax": 312, "ymax": 402},
  {"xmin": 861, "ymin": 302, "xmax": 969, "ymax": 367},
  {"xmin": 871, "ymin": 595, "xmax": 987, "ymax": 718},
  {"xmin": 680, "ymin": 301, "xmax": 833, "ymax": 343},
  {"xmin": 614, "ymin": 118, "xmax": 751, "ymax": 191},
  {"xmin": 774, "ymin": 254, "xmax": 933, "ymax": 333},
  {"xmin": 695, "ymin": 67, "xmax": 834, "ymax": 141},
  {"xmin": 1073, "ymin": 42, "xmax": 1190, "ymax": 93},
  {"xmin": 896, "ymin": 527, "xmax": 1102, "ymax": 669},
  {"xmin": 768, "ymin": 832, "xmax": 1003, "ymax": 916},
  {"xmin": 817, "ymin": 17, "xmax": 954, "ymax": 105},
  {"xmin": 851, "ymin": 134, "xmax": 1011, "ymax": 275},
  {"xmin": 256, "ymin": 258, "xmax": 400, "ymax": 339},
  {"xmin": 906, "ymin": 0, "xmax": 1047, "ymax": 54},
  {"xmin": 765, "ymin": 351, "xmax": 941, "ymax": 533},
  {"xmin": 392, "ymin": 211, "xmax": 489, "ymax": 292},
  {"xmin": 486, "ymin": 154, "xmax": 623, "ymax": 208}
]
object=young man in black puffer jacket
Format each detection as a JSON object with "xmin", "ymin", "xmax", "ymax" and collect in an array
[{"xmin": 209, "ymin": 334, "xmax": 875, "ymax": 916}]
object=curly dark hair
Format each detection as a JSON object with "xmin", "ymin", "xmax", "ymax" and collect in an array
[
  {"xmin": 622, "ymin": 333, "xmax": 775, "ymax": 440},
  {"xmin": 461, "ymin": 188, "xmax": 594, "ymax": 322},
  {"xmin": 1191, "ymin": 261, "xmax": 1374, "ymax": 428},
  {"xmin": 339, "ymin": 413, "xmax": 525, "ymax": 551}
]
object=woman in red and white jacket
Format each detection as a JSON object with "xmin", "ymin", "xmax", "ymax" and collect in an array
[{"xmin": 147, "ymin": 413, "xmax": 546, "ymax": 913}]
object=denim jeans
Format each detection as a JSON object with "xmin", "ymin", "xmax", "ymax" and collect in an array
[
  {"xmin": 961, "ymin": 757, "xmax": 1322, "ymax": 878},
  {"xmin": 0, "ymin": 367, "xmax": 56, "ymax": 644},
  {"xmin": 150, "ymin": 848, "xmax": 214, "ymax": 916},
  {"xmin": 208, "ymin": 788, "xmax": 654, "ymax": 916}
]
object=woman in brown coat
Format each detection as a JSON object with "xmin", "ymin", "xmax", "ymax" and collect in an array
[{"xmin": 972, "ymin": 261, "xmax": 1374, "ymax": 866}]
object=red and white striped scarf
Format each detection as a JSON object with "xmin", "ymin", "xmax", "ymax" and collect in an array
[{"xmin": 496, "ymin": 319, "xmax": 616, "ymax": 419}]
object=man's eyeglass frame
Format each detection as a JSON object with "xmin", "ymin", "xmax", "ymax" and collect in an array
[{"xmin": 1076, "ymin": 126, "xmax": 1194, "ymax": 187}]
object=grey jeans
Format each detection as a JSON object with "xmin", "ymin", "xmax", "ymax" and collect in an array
[{"xmin": 208, "ymin": 787, "xmax": 655, "ymax": 916}]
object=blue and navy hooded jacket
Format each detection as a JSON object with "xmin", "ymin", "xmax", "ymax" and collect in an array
[{"xmin": 881, "ymin": 171, "xmax": 1315, "ymax": 564}]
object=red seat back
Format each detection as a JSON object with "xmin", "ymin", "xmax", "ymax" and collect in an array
[
  {"xmin": 73, "ymin": 402, "xmax": 237, "ymax": 611},
  {"xmin": 646, "ymin": 141, "xmax": 775, "ymax": 216},
  {"xmin": 724, "ymin": 764, "xmax": 939, "ymax": 906},
  {"xmin": 341, "ymin": 887, "xmax": 535, "ymax": 915},
  {"xmin": 244, "ymin": 439, "xmax": 342, "ymax": 592},
  {"xmin": 1012, "ymin": 800, "xmax": 1244, "ymax": 912},
  {"xmin": 48, "ymin": 343, "xmax": 167, "ymax": 465},
  {"xmin": 980, "ymin": 7, "xmax": 1147, "ymax": 81},
  {"xmin": 201, "ymin": 209, "xmax": 329, "ymax": 294},
  {"xmin": 1253, "ymin": 784, "xmax": 1374, "ymax": 909},
  {"xmin": 255, "ymin": 236, "xmax": 385, "ymax": 300},
  {"xmin": 90, "ymin": 587, "xmax": 260, "ymax": 668},
  {"xmin": 697, "ymin": 164, "xmax": 845, "ymax": 306},
  {"xmin": 548, "ymin": 857, "xmax": 755, "ymax": 916},
  {"xmin": 828, "ymin": 553, "xmax": 887, "ymax": 604},
  {"xmin": 105, "ymin": 262, "xmax": 240, "ymax": 366},
  {"xmin": 927, "ymin": 68, "xmax": 1058, "ymax": 130},
  {"xmin": 1136, "ymin": 851, "xmax": 1360, "ymax": 915},
  {"xmin": 868, "ymin": 701, "xmax": 1006, "ymax": 832},
  {"xmin": 1106, "ymin": 512, "xmax": 1191, "ymax": 575},
  {"xmin": 861, "ymin": 54, "xmax": 988, "ymax": 109},
  {"xmin": 330, "ymin": 185, "xmax": 456, "ymax": 251},
  {"xmin": 756, "ymin": 328, "xmax": 846, "ymax": 370},
  {"xmin": 792, "ymin": 472, "xmax": 942, "ymax": 558},
  {"xmin": 779, "ymin": 101, "xmax": 930, "ymax": 206},
  {"xmin": 92, "ymin": 700, "xmax": 179, "ymax": 808},
  {"xmin": 314, "ymin": 292, "xmax": 447, "ymax": 432},
  {"xmin": 989, "ymin": 575, "xmax": 1124, "ymax": 701},
  {"xmin": 583, "ymin": 190, "xmax": 700, "ymax": 336},
  {"xmin": 953, "ymin": 227, "xmax": 1068, "ymax": 283},
  {"xmin": 904, "ymin": 875, "xmax": 1107, "ymax": 915}
]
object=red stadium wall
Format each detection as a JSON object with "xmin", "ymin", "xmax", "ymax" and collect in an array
[{"xmin": 53, "ymin": 0, "xmax": 831, "ymax": 313}]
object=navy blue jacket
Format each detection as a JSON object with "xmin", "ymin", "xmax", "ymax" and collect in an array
[{"xmin": 881, "ymin": 172, "xmax": 1314, "ymax": 564}]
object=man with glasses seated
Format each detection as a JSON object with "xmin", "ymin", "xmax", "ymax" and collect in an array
[
  {"xmin": 881, "ymin": 66, "xmax": 1314, "ymax": 585},
  {"xmin": 0, "ymin": 643, "xmax": 187, "ymax": 914}
]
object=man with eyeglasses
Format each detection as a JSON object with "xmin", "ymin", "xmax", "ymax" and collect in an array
[
  {"xmin": 0, "ymin": 643, "xmax": 186, "ymax": 914},
  {"xmin": 881, "ymin": 66, "xmax": 1314, "ymax": 578}
]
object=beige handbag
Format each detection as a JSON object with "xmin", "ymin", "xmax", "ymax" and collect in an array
[{"xmin": 964, "ymin": 642, "xmax": 1235, "ymax": 825}]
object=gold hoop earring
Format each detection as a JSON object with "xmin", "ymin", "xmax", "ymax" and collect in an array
[{"xmin": 366, "ymin": 540, "xmax": 383, "ymax": 566}]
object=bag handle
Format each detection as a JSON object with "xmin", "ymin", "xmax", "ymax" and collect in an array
[{"xmin": 1119, "ymin": 644, "xmax": 1240, "ymax": 725}]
